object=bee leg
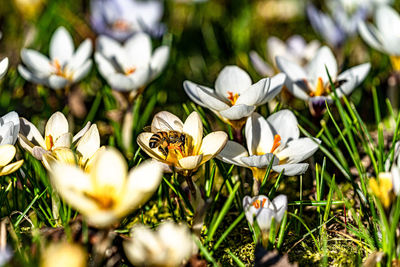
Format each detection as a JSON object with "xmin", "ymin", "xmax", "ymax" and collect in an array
[{"xmin": 159, "ymin": 146, "xmax": 168, "ymax": 159}]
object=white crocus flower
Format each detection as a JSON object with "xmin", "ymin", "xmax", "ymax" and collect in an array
[
  {"xmin": 250, "ymin": 35, "xmax": 320, "ymax": 77},
  {"xmin": 123, "ymin": 221, "xmax": 197, "ymax": 267},
  {"xmin": 94, "ymin": 33, "xmax": 170, "ymax": 92},
  {"xmin": 276, "ymin": 46, "xmax": 370, "ymax": 116},
  {"xmin": 137, "ymin": 111, "xmax": 228, "ymax": 176},
  {"xmin": 184, "ymin": 66, "xmax": 285, "ymax": 129},
  {"xmin": 49, "ymin": 147, "xmax": 163, "ymax": 228},
  {"xmin": 18, "ymin": 111, "xmax": 91, "ymax": 160},
  {"xmin": 358, "ymin": 5, "xmax": 400, "ymax": 71},
  {"xmin": 0, "ymin": 111, "xmax": 20, "ymax": 145},
  {"xmin": 243, "ymin": 194, "xmax": 287, "ymax": 234},
  {"xmin": 0, "ymin": 32, "xmax": 9, "ymax": 80},
  {"xmin": 218, "ymin": 110, "xmax": 320, "ymax": 182},
  {"xmin": 18, "ymin": 26, "xmax": 93, "ymax": 90}
]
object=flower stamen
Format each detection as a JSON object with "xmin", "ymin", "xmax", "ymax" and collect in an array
[
  {"xmin": 309, "ymin": 77, "xmax": 325, "ymax": 97},
  {"xmin": 270, "ymin": 134, "xmax": 281, "ymax": 153},
  {"xmin": 45, "ymin": 135, "xmax": 54, "ymax": 151},
  {"xmin": 227, "ymin": 91, "xmax": 239, "ymax": 105},
  {"xmin": 112, "ymin": 20, "xmax": 131, "ymax": 32},
  {"xmin": 252, "ymin": 198, "xmax": 267, "ymax": 209},
  {"xmin": 125, "ymin": 67, "xmax": 136, "ymax": 75}
]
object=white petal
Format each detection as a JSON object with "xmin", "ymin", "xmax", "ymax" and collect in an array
[
  {"xmin": 272, "ymin": 163, "xmax": 309, "ymax": 176},
  {"xmin": 50, "ymin": 27, "xmax": 74, "ymax": 66},
  {"xmin": 276, "ymin": 137, "xmax": 320, "ymax": 164},
  {"xmin": 199, "ymin": 131, "xmax": 228, "ymax": 162},
  {"xmin": 215, "ymin": 66, "xmax": 252, "ymax": 98},
  {"xmin": 77, "ymin": 124, "xmax": 100, "ymax": 162},
  {"xmin": 94, "ymin": 52, "xmax": 117, "ymax": 77},
  {"xmin": 217, "ymin": 140, "xmax": 249, "ymax": 167},
  {"xmin": 334, "ymin": 63, "xmax": 370, "ymax": 98},
  {"xmin": 245, "ymin": 112, "xmax": 274, "ymax": 155},
  {"xmin": 107, "ymin": 73, "xmax": 135, "ymax": 91},
  {"xmin": 72, "ymin": 60, "xmax": 92, "ymax": 82},
  {"xmin": 18, "ymin": 65, "xmax": 48, "ymax": 85},
  {"xmin": 96, "ymin": 35, "xmax": 127, "ymax": 69},
  {"xmin": 249, "ymin": 51, "xmax": 274, "ymax": 77},
  {"xmin": 68, "ymin": 39, "xmax": 93, "ymax": 71},
  {"xmin": 240, "ymin": 153, "xmax": 279, "ymax": 168},
  {"xmin": 194, "ymin": 84, "xmax": 230, "ymax": 111},
  {"xmin": 235, "ymin": 78, "xmax": 271, "ymax": 106},
  {"xmin": 178, "ymin": 155, "xmax": 203, "ymax": 170},
  {"xmin": 306, "ymin": 46, "xmax": 338, "ymax": 83},
  {"xmin": 358, "ymin": 22, "xmax": 385, "ymax": 53},
  {"xmin": 45, "ymin": 112, "xmax": 69, "ymax": 141},
  {"xmin": 267, "ymin": 36, "xmax": 289, "ymax": 66},
  {"xmin": 150, "ymin": 46, "xmax": 170, "ymax": 79},
  {"xmin": 151, "ymin": 111, "xmax": 184, "ymax": 132},
  {"xmin": 267, "ymin": 109, "xmax": 299, "ymax": 146},
  {"xmin": 376, "ymin": 5, "xmax": 400, "ymax": 44},
  {"xmin": 272, "ymin": 194, "xmax": 288, "ymax": 223},
  {"xmin": 183, "ymin": 81, "xmax": 212, "ymax": 108},
  {"xmin": 48, "ymin": 75, "xmax": 69, "ymax": 89},
  {"xmin": 258, "ymin": 73, "xmax": 286, "ymax": 105},
  {"xmin": 0, "ymin": 145, "xmax": 16, "ymax": 167},
  {"xmin": 136, "ymin": 132, "xmax": 165, "ymax": 161},
  {"xmin": 0, "ymin": 111, "xmax": 20, "ymax": 145},
  {"xmin": 0, "ymin": 123, "xmax": 13, "ymax": 145},
  {"xmin": 219, "ymin": 104, "xmax": 255, "ymax": 121},
  {"xmin": 125, "ymin": 33, "xmax": 152, "ymax": 66},
  {"xmin": 0, "ymin": 58, "xmax": 8, "ymax": 79},
  {"xmin": 183, "ymin": 112, "xmax": 203, "ymax": 155},
  {"xmin": 53, "ymin": 132, "xmax": 72, "ymax": 149},
  {"xmin": 20, "ymin": 49, "xmax": 53, "ymax": 74},
  {"xmin": 72, "ymin": 121, "xmax": 91, "ymax": 143},
  {"xmin": 126, "ymin": 66, "xmax": 151, "ymax": 89},
  {"xmin": 19, "ymin": 117, "xmax": 46, "ymax": 148}
]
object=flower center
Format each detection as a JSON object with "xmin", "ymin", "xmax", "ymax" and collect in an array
[
  {"xmin": 309, "ymin": 77, "xmax": 325, "ymax": 97},
  {"xmin": 45, "ymin": 134, "xmax": 54, "ymax": 150},
  {"xmin": 52, "ymin": 59, "xmax": 70, "ymax": 79},
  {"xmin": 227, "ymin": 91, "xmax": 239, "ymax": 105},
  {"xmin": 112, "ymin": 19, "xmax": 131, "ymax": 32},
  {"xmin": 86, "ymin": 192, "xmax": 116, "ymax": 210},
  {"xmin": 252, "ymin": 198, "xmax": 267, "ymax": 209},
  {"xmin": 125, "ymin": 67, "xmax": 136, "ymax": 75},
  {"xmin": 270, "ymin": 134, "xmax": 281, "ymax": 153}
]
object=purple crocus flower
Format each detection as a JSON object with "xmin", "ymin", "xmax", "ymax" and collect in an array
[
  {"xmin": 307, "ymin": 3, "xmax": 367, "ymax": 48},
  {"xmin": 90, "ymin": 0, "xmax": 165, "ymax": 41}
]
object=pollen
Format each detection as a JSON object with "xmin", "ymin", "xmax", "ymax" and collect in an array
[
  {"xmin": 45, "ymin": 135, "xmax": 54, "ymax": 151},
  {"xmin": 125, "ymin": 67, "xmax": 136, "ymax": 75},
  {"xmin": 252, "ymin": 198, "xmax": 267, "ymax": 209},
  {"xmin": 270, "ymin": 134, "xmax": 281, "ymax": 153},
  {"xmin": 227, "ymin": 91, "xmax": 239, "ymax": 105}
]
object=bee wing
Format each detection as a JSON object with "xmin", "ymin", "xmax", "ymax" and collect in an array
[{"xmin": 152, "ymin": 117, "xmax": 176, "ymax": 132}]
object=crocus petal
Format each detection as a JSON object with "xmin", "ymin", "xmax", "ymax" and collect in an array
[
  {"xmin": 19, "ymin": 118, "xmax": 46, "ymax": 148},
  {"xmin": 77, "ymin": 124, "xmax": 100, "ymax": 162},
  {"xmin": 0, "ymin": 123, "xmax": 13, "ymax": 145},
  {"xmin": 249, "ymin": 51, "xmax": 274, "ymax": 77},
  {"xmin": 72, "ymin": 60, "xmax": 93, "ymax": 82},
  {"xmin": 118, "ymin": 160, "xmax": 163, "ymax": 215},
  {"xmin": 334, "ymin": 63, "xmax": 370, "ymax": 98},
  {"xmin": 178, "ymin": 155, "xmax": 203, "ymax": 170},
  {"xmin": 272, "ymin": 163, "xmax": 309, "ymax": 176},
  {"xmin": 240, "ymin": 153, "xmax": 278, "ymax": 168},
  {"xmin": 194, "ymin": 85, "xmax": 230, "ymax": 111},
  {"xmin": 258, "ymin": 73, "xmax": 286, "ymax": 105},
  {"xmin": 183, "ymin": 81, "xmax": 214, "ymax": 108},
  {"xmin": 183, "ymin": 112, "xmax": 203, "ymax": 155},
  {"xmin": 235, "ymin": 78, "xmax": 271, "ymax": 106},
  {"xmin": 0, "ymin": 58, "xmax": 8, "ymax": 79},
  {"xmin": 276, "ymin": 137, "xmax": 320, "ymax": 164},
  {"xmin": 72, "ymin": 121, "xmax": 91, "ymax": 143},
  {"xmin": 199, "ymin": 131, "xmax": 228, "ymax": 164},
  {"xmin": 219, "ymin": 104, "xmax": 255, "ymax": 121},
  {"xmin": 255, "ymin": 208, "xmax": 278, "ymax": 233},
  {"xmin": 17, "ymin": 65, "xmax": 48, "ymax": 85},
  {"xmin": 48, "ymin": 75, "xmax": 69, "ymax": 89},
  {"xmin": 376, "ymin": 5, "xmax": 400, "ymax": 45},
  {"xmin": 306, "ymin": 46, "xmax": 338, "ymax": 82},
  {"xmin": 49, "ymin": 27, "xmax": 74, "ymax": 66},
  {"xmin": 267, "ymin": 109, "xmax": 299, "ymax": 146},
  {"xmin": 137, "ymin": 132, "xmax": 165, "ymax": 161},
  {"xmin": 272, "ymin": 194, "xmax": 288, "ymax": 222},
  {"xmin": 45, "ymin": 112, "xmax": 69, "ymax": 141},
  {"xmin": 125, "ymin": 33, "xmax": 152, "ymax": 66},
  {"xmin": 0, "ymin": 145, "xmax": 16, "ymax": 167},
  {"xmin": 217, "ymin": 141, "xmax": 249, "ymax": 167},
  {"xmin": 150, "ymin": 46, "xmax": 170, "ymax": 79},
  {"xmin": 1, "ymin": 111, "xmax": 20, "ymax": 145},
  {"xmin": 53, "ymin": 132, "xmax": 72, "ymax": 149},
  {"xmin": 107, "ymin": 73, "xmax": 135, "ymax": 91},
  {"xmin": 215, "ymin": 66, "xmax": 252, "ymax": 98},
  {"xmin": 275, "ymin": 56, "xmax": 309, "ymax": 100},
  {"xmin": 126, "ymin": 66, "xmax": 151, "ymax": 90},
  {"xmin": 20, "ymin": 49, "xmax": 53, "ymax": 74},
  {"xmin": 151, "ymin": 111, "xmax": 184, "ymax": 132},
  {"xmin": 94, "ymin": 52, "xmax": 117, "ymax": 77},
  {"xmin": 0, "ymin": 159, "xmax": 23, "ymax": 176},
  {"xmin": 68, "ymin": 39, "xmax": 93, "ymax": 71},
  {"xmin": 91, "ymin": 148, "xmax": 127, "ymax": 196},
  {"xmin": 96, "ymin": 35, "xmax": 127, "ymax": 69},
  {"xmin": 358, "ymin": 22, "xmax": 385, "ymax": 53},
  {"xmin": 245, "ymin": 112, "xmax": 274, "ymax": 155}
]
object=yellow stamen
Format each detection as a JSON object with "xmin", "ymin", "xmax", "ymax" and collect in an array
[
  {"xmin": 270, "ymin": 134, "xmax": 281, "ymax": 153},
  {"xmin": 45, "ymin": 135, "xmax": 54, "ymax": 151},
  {"xmin": 369, "ymin": 173, "xmax": 394, "ymax": 209},
  {"xmin": 313, "ymin": 77, "xmax": 325, "ymax": 97},
  {"xmin": 227, "ymin": 91, "xmax": 239, "ymax": 105},
  {"xmin": 125, "ymin": 67, "xmax": 136, "ymax": 75},
  {"xmin": 53, "ymin": 59, "xmax": 62, "ymax": 76},
  {"xmin": 390, "ymin": 55, "xmax": 400, "ymax": 72}
]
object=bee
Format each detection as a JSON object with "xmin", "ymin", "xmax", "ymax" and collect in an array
[
  {"xmin": 149, "ymin": 131, "xmax": 186, "ymax": 158},
  {"xmin": 144, "ymin": 117, "xmax": 187, "ymax": 159}
]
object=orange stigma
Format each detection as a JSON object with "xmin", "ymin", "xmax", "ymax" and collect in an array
[
  {"xmin": 125, "ymin": 67, "xmax": 136, "ymax": 75},
  {"xmin": 252, "ymin": 198, "xmax": 267, "ymax": 209},
  {"xmin": 270, "ymin": 134, "xmax": 281, "ymax": 153},
  {"xmin": 312, "ymin": 77, "xmax": 325, "ymax": 97},
  {"xmin": 227, "ymin": 91, "xmax": 239, "ymax": 105},
  {"xmin": 112, "ymin": 20, "xmax": 131, "ymax": 31},
  {"xmin": 53, "ymin": 59, "xmax": 62, "ymax": 76}
]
